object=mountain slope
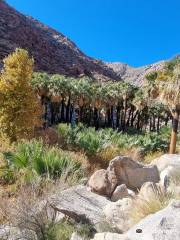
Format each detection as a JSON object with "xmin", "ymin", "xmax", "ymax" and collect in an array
[
  {"xmin": 106, "ymin": 61, "xmax": 165, "ymax": 85},
  {"xmin": 0, "ymin": 1, "xmax": 119, "ymax": 81}
]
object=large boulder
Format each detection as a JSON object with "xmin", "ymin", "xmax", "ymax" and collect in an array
[
  {"xmin": 126, "ymin": 200, "xmax": 180, "ymax": 240},
  {"xmin": 107, "ymin": 156, "xmax": 160, "ymax": 190},
  {"xmin": 152, "ymin": 154, "xmax": 180, "ymax": 173},
  {"xmin": 103, "ymin": 198, "xmax": 133, "ymax": 233},
  {"xmin": 88, "ymin": 169, "xmax": 113, "ymax": 196},
  {"xmin": 152, "ymin": 154, "xmax": 180, "ymax": 188},
  {"xmin": 49, "ymin": 185, "xmax": 110, "ymax": 228},
  {"xmin": 89, "ymin": 156, "xmax": 160, "ymax": 197}
]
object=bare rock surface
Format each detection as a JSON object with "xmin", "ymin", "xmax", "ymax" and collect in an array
[
  {"xmin": 152, "ymin": 154, "xmax": 180, "ymax": 172},
  {"xmin": 49, "ymin": 185, "xmax": 110, "ymax": 226},
  {"xmin": 103, "ymin": 198, "xmax": 133, "ymax": 233},
  {"xmin": 107, "ymin": 156, "xmax": 160, "ymax": 190},
  {"xmin": 126, "ymin": 200, "xmax": 180, "ymax": 240},
  {"xmin": 106, "ymin": 61, "xmax": 165, "ymax": 86}
]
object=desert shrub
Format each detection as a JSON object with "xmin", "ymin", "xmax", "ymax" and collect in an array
[
  {"xmin": 3, "ymin": 139, "xmax": 83, "ymax": 182},
  {"xmin": 44, "ymin": 147, "xmax": 81, "ymax": 179},
  {"xmin": 58, "ymin": 123, "xmax": 70, "ymax": 139},
  {"xmin": 47, "ymin": 221, "xmax": 76, "ymax": 240}
]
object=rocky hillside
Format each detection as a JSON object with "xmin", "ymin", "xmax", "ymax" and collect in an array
[
  {"xmin": 0, "ymin": 1, "xmax": 119, "ymax": 81},
  {"xmin": 106, "ymin": 61, "xmax": 165, "ymax": 86}
]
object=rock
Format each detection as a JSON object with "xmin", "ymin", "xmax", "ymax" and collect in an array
[
  {"xmin": 138, "ymin": 182, "xmax": 165, "ymax": 200},
  {"xmin": 49, "ymin": 185, "xmax": 110, "ymax": 228},
  {"xmin": 0, "ymin": 225, "xmax": 22, "ymax": 240},
  {"xmin": 71, "ymin": 232, "xmax": 85, "ymax": 240},
  {"xmin": 127, "ymin": 189, "xmax": 136, "ymax": 198},
  {"xmin": 91, "ymin": 232, "xmax": 129, "ymax": 240},
  {"xmin": 152, "ymin": 154, "xmax": 180, "ymax": 173},
  {"xmin": 126, "ymin": 200, "xmax": 180, "ymax": 240},
  {"xmin": 107, "ymin": 156, "xmax": 160, "ymax": 190},
  {"xmin": 103, "ymin": 198, "xmax": 133, "ymax": 233},
  {"xmin": 111, "ymin": 184, "xmax": 129, "ymax": 202},
  {"xmin": 88, "ymin": 169, "xmax": 113, "ymax": 196}
]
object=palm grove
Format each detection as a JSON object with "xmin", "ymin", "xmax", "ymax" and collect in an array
[{"xmin": 0, "ymin": 48, "xmax": 179, "ymax": 153}]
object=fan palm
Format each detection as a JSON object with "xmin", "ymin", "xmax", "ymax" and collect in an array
[{"xmin": 157, "ymin": 63, "xmax": 180, "ymax": 153}]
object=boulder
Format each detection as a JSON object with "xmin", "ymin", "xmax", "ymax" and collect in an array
[
  {"xmin": 103, "ymin": 198, "xmax": 133, "ymax": 233},
  {"xmin": 71, "ymin": 232, "xmax": 86, "ymax": 240},
  {"xmin": 152, "ymin": 154, "xmax": 180, "ymax": 173},
  {"xmin": 111, "ymin": 184, "xmax": 129, "ymax": 202},
  {"xmin": 126, "ymin": 200, "xmax": 180, "ymax": 240},
  {"xmin": 107, "ymin": 156, "xmax": 160, "ymax": 190},
  {"xmin": 49, "ymin": 185, "xmax": 110, "ymax": 228},
  {"xmin": 88, "ymin": 169, "xmax": 114, "ymax": 196},
  {"xmin": 91, "ymin": 232, "xmax": 129, "ymax": 240}
]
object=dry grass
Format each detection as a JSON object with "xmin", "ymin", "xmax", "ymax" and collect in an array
[
  {"xmin": 131, "ymin": 192, "xmax": 173, "ymax": 224},
  {"xmin": 143, "ymin": 151, "xmax": 164, "ymax": 164}
]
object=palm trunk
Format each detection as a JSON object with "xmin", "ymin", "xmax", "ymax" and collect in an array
[{"xmin": 169, "ymin": 110, "xmax": 179, "ymax": 154}]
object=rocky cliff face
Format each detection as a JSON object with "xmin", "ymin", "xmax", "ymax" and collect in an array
[
  {"xmin": 0, "ymin": 1, "xmax": 119, "ymax": 81},
  {"xmin": 106, "ymin": 61, "xmax": 165, "ymax": 86}
]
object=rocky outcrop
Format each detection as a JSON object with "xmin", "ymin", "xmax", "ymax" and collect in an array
[
  {"xmin": 49, "ymin": 185, "xmax": 110, "ymax": 227},
  {"xmin": 0, "ymin": 1, "xmax": 119, "ymax": 81},
  {"xmin": 126, "ymin": 200, "xmax": 180, "ymax": 240},
  {"xmin": 106, "ymin": 61, "xmax": 165, "ymax": 86},
  {"xmin": 88, "ymin": 156, "xmax": 160, "ymax": 197}
]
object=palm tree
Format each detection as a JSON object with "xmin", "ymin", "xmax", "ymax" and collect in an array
[{"xmin": 157, "ymin": 63, "xmax": 180, "ymax": 153}]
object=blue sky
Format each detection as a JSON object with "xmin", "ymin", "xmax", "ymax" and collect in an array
[{"xmin": 7, "ymin": 0, "xmax": 180, "ymax": 67}]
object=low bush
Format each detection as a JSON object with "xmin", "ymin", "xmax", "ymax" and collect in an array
[
  {"xmin": 57, "ymin": 123, "xmax": 172, "ymax": 162},
  {"xmin": 3, "ymin": 139, "xmax": 83, "ymax": 183}
]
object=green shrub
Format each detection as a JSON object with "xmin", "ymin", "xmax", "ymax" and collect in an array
[
  {"xmin": 3, "ymin": 139, "xmax": 82, "ymax": 181},
  {"xmin": 57, "ymin": 123, "xmax": 171, "ymax": 159}
]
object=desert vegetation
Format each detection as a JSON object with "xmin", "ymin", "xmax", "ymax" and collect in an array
[{"xmin": 0, "ymin": 49, "xmax": 179, "ymax": 240}]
